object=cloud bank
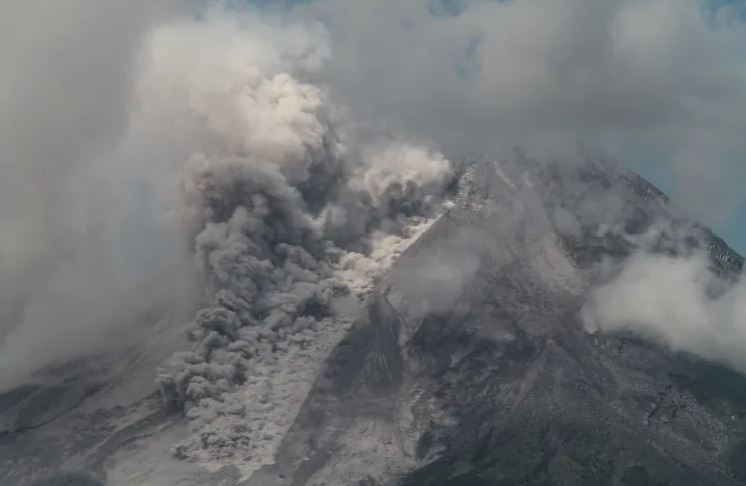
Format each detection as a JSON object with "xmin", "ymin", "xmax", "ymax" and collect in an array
[{"xmin": 297, "ymin": 0, "xmax": 746, "ymax": 222}]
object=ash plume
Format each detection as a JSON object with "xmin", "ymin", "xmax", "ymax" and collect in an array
[
  {"xmin": 137, "ymin": 11, "xmax": 455, "ymax": 467},
  {"xmin": 1, "ymin": 0, "xmax": 745, "ymax": 478}
]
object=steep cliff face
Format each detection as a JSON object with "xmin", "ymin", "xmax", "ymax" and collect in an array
[{"xmin": 1, "ymin": 158, "xmax": 744, "ymax": 486}]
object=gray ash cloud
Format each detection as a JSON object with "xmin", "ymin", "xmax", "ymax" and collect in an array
[
  {"xmin": 136, "ymin": 11, "xmax": 455, "ymax": 466},
  {"xmin": 2, "ymin": 0, "xmax": 746, "ymax": 476}
]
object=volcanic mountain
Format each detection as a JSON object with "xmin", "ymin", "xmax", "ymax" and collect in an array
[
  {"xmin": 243, "ymin": 156, "xmax": 746, "ymax": 486},
  {"xmin": 2, "ymin": 156, "xmax": 745, "ymax": 486}
]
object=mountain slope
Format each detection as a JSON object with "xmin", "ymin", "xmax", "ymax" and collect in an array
[
  {"xmin": 244, "ymin": 157, "xmax": 746, "ymax": 486},
  {"xmin": 1, "ymin": 157, "xmax": 745, "ymax": 486}
]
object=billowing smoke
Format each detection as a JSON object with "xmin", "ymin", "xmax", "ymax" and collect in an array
[
  {"xmin": 0, "ymin": 3, "xmax": 453, "ymax": 387},
  {"xmin": 0, "ymin": 1, "xmax": 455, "ymax": 469},
  {"xmin": 126, "ymin": 10, "xmax": 455, "ymax": 469},
  {"xmin": 0, "ymin": 0, "xmax": 194, "ymax": 382},
  {"xmin": 584, "ymin": 251, "xmax": 746, "ymax": 373},
  {"xmin": 1, "ymin": 0, "xmax": 745, "ymax": 476}
]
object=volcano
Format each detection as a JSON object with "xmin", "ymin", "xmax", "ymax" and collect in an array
[{"xmin": 2, "ymin": 157, "xmax": 745, "ymax": 486}]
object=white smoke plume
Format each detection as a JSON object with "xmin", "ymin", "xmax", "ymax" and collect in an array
[
  {"xmin": 0, "ymin": 0, "xmax": 195, "ymax": 381},
  {"xmin": 584, "ymin": 252, "xmax": 746, "ymax": 373}
]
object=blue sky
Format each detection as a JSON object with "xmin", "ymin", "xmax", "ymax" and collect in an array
[
  {"xmin": 722, "ymin": 204, "xmax": 746, "ymax": 254},
  {"xmin": 657, "ymin": 0, "xmax": 746, "ymax": 254},
  {"xmin": 631, "ymin": 163, "xmax": 746, "ymax": 255},
  {"xmin": 709, "ymin": 0, "xmax": 746, "ymax": 17}
]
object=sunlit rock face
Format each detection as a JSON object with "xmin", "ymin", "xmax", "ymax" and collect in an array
[{"xmin": 2, "ymin": 157, "xmax": 746, "ymax": 486}]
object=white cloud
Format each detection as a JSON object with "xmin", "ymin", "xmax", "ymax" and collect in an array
[
  {"xmin": 297, "ymin": 0, "xmax": 746, "ymax": 220},
  {"xmin": 584, "ymin": 252, "xmax": 746, "ymax": 372},
  {"xmin": 0, "ymin": 0, "xmax": 194, "ymax": 379}
]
